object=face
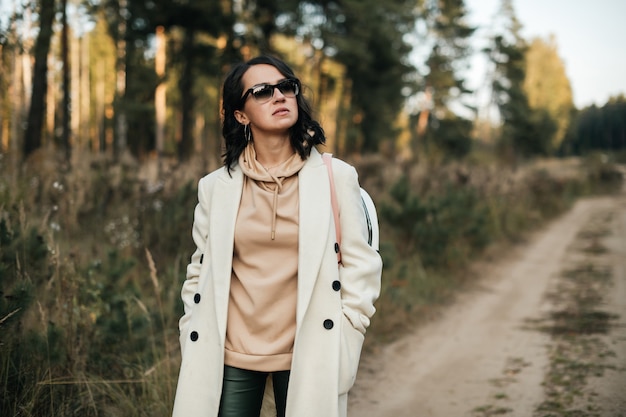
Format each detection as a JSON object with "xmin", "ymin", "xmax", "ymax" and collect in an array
[{"xmin": 234, "ymin": 64, "xmax": 299, "ymax": 139}]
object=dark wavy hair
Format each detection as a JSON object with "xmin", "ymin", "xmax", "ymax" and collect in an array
[{"xmin": 221, "ymin": 55, "xmax": 326, "ymax": 172}]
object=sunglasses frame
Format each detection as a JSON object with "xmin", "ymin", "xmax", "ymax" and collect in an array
[{"xmin": 241, "ymin": 78, "xmax": 300, "ymax": 104}]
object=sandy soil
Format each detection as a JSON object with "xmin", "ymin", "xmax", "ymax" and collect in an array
[{"xmin": 348, "ymin": 190, "xmax": 626, "ymax": 416}]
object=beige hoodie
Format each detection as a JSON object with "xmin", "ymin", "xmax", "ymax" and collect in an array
[{"xmin": 224, "ymin": 143, "xmax": 306, "ymax": 372}]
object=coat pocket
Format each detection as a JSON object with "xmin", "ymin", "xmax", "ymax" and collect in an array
[{"xmin": 338, "ymin": 314, "xmax": 365, "ymax": 395}]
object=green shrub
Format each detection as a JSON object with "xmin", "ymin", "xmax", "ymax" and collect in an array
[
  {"xmin": 373, "ymin": 159, "xmax": 622, "ymax": 342},
  {"xmin": 0, "ymin": 206, "xmax": 61, "ymax": 417},
  {"xmin": 381, "ymin": 176, "xmax": 492, "ymax": 269},
  {"xmin": 1, "ymin": 167, "xmax": 181, "ymax": 417},
  {"xmin": 136, "ymin": 181, "xmax": 197, "ymax": 261}
]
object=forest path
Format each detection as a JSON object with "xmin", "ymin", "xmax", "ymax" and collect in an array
[{"xmin": 349, "ymin": 187, "xmax": 626, "ymax": 416}]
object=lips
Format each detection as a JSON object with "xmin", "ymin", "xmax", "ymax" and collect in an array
[{"xmin": 273, "ymin": 107, "xmax": 290, "ymax": 116}]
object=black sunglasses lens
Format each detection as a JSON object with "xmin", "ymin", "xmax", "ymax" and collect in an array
[
  {"xmin": 252, "ymin": 86, "xmax": 274, "ymax": 101},
  {"xmin": 278, "ymin": 80, "xmax": 298, "ymax": 96}
]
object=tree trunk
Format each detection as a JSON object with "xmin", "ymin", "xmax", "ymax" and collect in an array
[
  {"xmin": 10, "ymin": 44, "xmax": 22, "ymax": 156},
  {"xmin": 155, "ymin": 25, "xmax": 166, "ymax": 172},
  {"xmin": 337, "ymin": 78, "xmax": 352, "ymax": 157},
  {"xmin": 70, "ymin": 27, "xmax": 81, "ymax": 150},
  {"xmin": 61, "ymin": 0, "xmax": 72, "ymax": 164},
  {"xmin": 178, "ymin": 28, "xmax": 196, "ymax": 161},
  {"xmin": 80, "ymin": 35, "xmax": 91, "ymax": 147},
  {"xmin": 115, "ymin": 0, "xmax": 128, "ymax": 158},
  {"xmin": 46, "ymin": 51, "xmax": 56, "ymax": 146},
  {"xmin": 23, "ymin": 0, "xmax": 54, "ymax": 159},
  {"xmin": 0, "ymin": 44, "xmax": 4, "ymax": 152},
  {"xmin": 95, "ymin": 59, "xmax": 106, "ymax": 152}
]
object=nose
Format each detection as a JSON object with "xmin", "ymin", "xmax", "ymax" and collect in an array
[{"xmin": 272, "ymin": 86, "xmax": 286, "ymax": 100}]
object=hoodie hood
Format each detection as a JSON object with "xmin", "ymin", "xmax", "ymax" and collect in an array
[{"xmin": 238, "ymin": 142, "xmax": 305, "ymax": 239}]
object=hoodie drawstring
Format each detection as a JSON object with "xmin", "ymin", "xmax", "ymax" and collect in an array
[
  {"xmin": 265, "ymin": 170, "xmax": 284, "ymax": 240},
  {"xmin": 239, "ymin": 143, "xmax": 304, "ymax": 241}
]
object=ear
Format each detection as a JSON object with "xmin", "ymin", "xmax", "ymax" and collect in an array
[{"xmin": 234, "ymin": 110, "xmax": 249, "ymax": 125}]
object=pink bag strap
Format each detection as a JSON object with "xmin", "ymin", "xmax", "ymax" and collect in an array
[{"xmin": 322, "ymin": 153, "xmax": 342, "ymax": 264}]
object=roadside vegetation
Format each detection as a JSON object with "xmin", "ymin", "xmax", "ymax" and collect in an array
[
  {"xmin": 1, "ymin": 148, "xmax": 623, "ymax": 417},
  {"xmin": 368, "ymin": 152, "xmax": 623, "ymax": 341}
]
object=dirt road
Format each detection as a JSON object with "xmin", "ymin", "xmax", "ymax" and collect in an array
[{"xmin": 349, "ymin": 190, "xmax": 626, "ymax": 416}]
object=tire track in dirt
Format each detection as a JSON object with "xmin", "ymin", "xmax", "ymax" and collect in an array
[
  {"xmin": 348, "ymin": 194, "xmax": 626, "ymax": 417},
  {"xmin": 581, "ymin": 193, "xmax": 626, "ymax": 416}
]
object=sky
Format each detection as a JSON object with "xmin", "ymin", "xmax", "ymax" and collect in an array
[{"xmin": 465, "ymin": 0, "xmax": 626, "ymax": 109}]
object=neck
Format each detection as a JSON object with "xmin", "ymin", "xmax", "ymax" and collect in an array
[{"xmin": 253, "ymin": 134, "xmax": 295, "ymax": 167}]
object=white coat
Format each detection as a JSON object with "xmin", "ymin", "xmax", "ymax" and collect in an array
[{"xmin": 172, "ymin": 147, "xmax": 382, "ymax": 417}]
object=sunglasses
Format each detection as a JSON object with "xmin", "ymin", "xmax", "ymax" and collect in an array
[{"xmin": 241, "ymin": 79, "xmax": 300, "ymax": 104}]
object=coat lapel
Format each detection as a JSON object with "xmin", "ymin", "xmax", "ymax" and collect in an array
[
  {"xmin": 297, "ymin": 149, "xmax": 332, "ymax": 326},
  {"xmin": 209, "ymin": 166, "xmax": 244, "ymax": 340},
  {"xmin": 207, "ymin": 150, "xmax": 332, "ymax": 336}
]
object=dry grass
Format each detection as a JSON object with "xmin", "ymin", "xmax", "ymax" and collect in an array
[{"xmin": 1, "ymin": 150, "xmax": 622, "ymax": 416}]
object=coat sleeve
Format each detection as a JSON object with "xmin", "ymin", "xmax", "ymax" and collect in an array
[
  {"xmin": 333, "ymin": 161, "xmax": 383, "ymax": 334},
  {"xmin": 179, "ymin": 175, "xmax": 211, "ymax": 353}
]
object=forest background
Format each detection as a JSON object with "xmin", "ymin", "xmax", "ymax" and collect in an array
[{"xmin": 1, "ymin": 0, "xmax": 625, "ymax": 416}]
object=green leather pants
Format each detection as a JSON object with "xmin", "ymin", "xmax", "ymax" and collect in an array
[{"xmin": 218, "ymin": 365, "xmax": 290, "ymax": 417}]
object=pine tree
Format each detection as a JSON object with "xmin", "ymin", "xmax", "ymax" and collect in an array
[
  {"xmin": 564, "ymin": 95, "xmax": 626, "ymax": 154},
  {"xmin": 273, "ymin": 0, "xmax": 418, "ymax": 153},
  {"xmin": 419, "ymin": 0, "xmax": 476, "ymax": 159},
  {"xmin": 96, "ymin": 0, "xmax": 234, "ymax": 161},
  {"xmin": 486, "ymin": 0, "xmax": 556, "ymax": 158}
]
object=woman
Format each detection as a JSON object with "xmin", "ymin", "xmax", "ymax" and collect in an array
[{"xmin": 172, "ymin": 55, "xmax": 382, "ymax": 417}]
